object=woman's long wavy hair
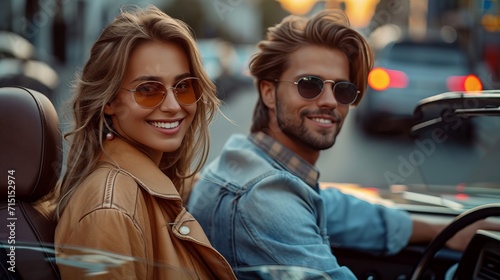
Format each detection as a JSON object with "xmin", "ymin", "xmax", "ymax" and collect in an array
[
  {"xmin": 249, "ymin": 9, "xmax": 374, "ymax": 133},
  {"xmin": 55, "ymin": 5, "xmax": 218, "ymax": 219}
]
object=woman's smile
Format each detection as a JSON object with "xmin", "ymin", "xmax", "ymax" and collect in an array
[{"xmin": 147, "ymin": 119, "xmax": 183, "ymax": 135}]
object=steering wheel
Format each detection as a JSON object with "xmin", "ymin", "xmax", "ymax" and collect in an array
[{"xmin": 410, "ymin": 203, "xmax": 500, "ymax": 280}]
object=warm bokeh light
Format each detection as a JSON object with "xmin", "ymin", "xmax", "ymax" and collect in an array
[
  {"xmin": 368, "ymin": 67, "xmax": 408, "ymax": 91},
  {"xmin": 342, "ymin": 0, "xmax": 380, "ymax": 28},
  {"xmin": 482, "ymin": 14, "xmax": 500, "ymax": 32},
  {"xmin": 455, "ymin": 193, "xmax": 469, "ymax": 201},
  {"xmin": 320, "ymin": 182, "xmax": 393, "ymax": 207},
  {"xmin": 368, "ymin": 67, "xmax": 390, "ymax": 90},
  {"xmin": 278, "ymin": 0, "xmax": 381, "ymax": 28},
  {"xmin": 277, "ymin": 0, "xmax": 318, "ymax": 15},
  {"xmin": 464, "ymin": 75, "xmax": 483, "ymax": 92},
  {"xmin": 447, "ymin": 75, "xmax": 483, "ymax": 92}
]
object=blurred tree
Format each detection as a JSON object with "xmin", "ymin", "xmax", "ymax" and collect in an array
[
  {"xmin": 161, "ymin": 0, "xmax": 233, "ymax": 41},
  {"xmin": 52, "ymin": 1, "xmax": 66, "ymax": 63},
  {"xmin": 0, "ymin": 0, "xmax": 12, "ymax": 31},
  {"xmin": 24, "ymin": 0, "xmax": 39, "ymax": 44},
  {"xmin": 162, "ymin": 0, "xmax": 204, "ymax": 34},
  {"xmin": 160, "ymin": 0, "xmax": 302, "ymax": 43},
  {"xmin": 258, "ymin": 0, "xmax": 289, "ymax": 39}
]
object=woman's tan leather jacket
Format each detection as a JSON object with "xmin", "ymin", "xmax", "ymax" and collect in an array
[{"xmin": 55, "ymin": 138, "xmax": 236, "ymax": 279}]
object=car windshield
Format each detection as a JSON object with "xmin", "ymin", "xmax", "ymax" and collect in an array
[
  {"xmin": 390, "ymin": 92, "xmax": 500, "ymax": 212},
  {"xmin": 314, "ymin": 92, "xmax": 500, "ymax": 214}
]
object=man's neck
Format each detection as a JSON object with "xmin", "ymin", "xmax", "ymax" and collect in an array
[
  {"xmin": 250, "ymin": 132, "xmax": 320, "ymax": 188},
  {"xmin": 266, "ymin": 130, "xmax": 320, "ymax": 165}
]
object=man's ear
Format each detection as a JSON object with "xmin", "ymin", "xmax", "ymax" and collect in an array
[{"xmin": 260, "ymin": 80, "xmax": 276, "ymax": 110}]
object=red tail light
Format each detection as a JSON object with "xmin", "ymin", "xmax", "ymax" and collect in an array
[
  {"xmin": 368, "ymin": 67, "xmax": 408, "ymax": 91},
  {"xmin": 446, "ymin": 74, "xmax": 483, "ymax": 92}
]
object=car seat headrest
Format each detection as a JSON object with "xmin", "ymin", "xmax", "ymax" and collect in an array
[{"xmin": 0, "ymin": 87, "xmax": 62, "ymax": 202}]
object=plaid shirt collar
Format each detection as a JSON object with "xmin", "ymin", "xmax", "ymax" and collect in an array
[{"xmin": 249, "ymin": 132, "xmax": 320, "ymax": 189}]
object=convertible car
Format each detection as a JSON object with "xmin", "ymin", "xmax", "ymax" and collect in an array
[
  {"xmin": 0, "ymin": 86, "xmax": 499, "ymax": 279},
  {"xmin": 333, "ymin": 90, "xmax": 500, "ymax": 280}
]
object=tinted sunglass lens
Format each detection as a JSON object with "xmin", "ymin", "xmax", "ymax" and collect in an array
[
  {"xmin": 298, "ymin": 77, "xmax": 323, "ymax": 99},
  {"xmin": 135, "ymin": 82, "xmax": 165, "ymax": 107},
  {"xmin": 175, "ymin": 78, "xmax": 201, "ymax": 105},
  {"xmin": 334, "ymin": 82, "xmax": 358, "ymax": 105}
]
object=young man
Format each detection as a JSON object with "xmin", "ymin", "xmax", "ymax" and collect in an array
[{"xmin": 187, "ymin": 9, "xmax": 499, "ymax": 279}]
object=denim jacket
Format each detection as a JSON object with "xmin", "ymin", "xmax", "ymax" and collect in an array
[{"xmin": 188, "ymin": 132, "xmax": 412, "ymax": 279}]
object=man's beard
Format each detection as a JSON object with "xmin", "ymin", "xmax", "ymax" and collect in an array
[{"xmin": 275, "ymin": 101, "xmax": 342, "ymax": 150}]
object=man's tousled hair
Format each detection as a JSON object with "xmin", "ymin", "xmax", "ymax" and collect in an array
[{"xmin": 249, "ymin": 9, "xmax": 373, "ymax": 133}]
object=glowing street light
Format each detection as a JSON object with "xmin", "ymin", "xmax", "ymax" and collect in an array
[
  {"xmin": 278, "ymin": 0, "xmax": 381, "ymax": 29},
  {"xmin": 277, "ymin": 0, "xmax": 318, "ymax": 15},
  {"xmin": 337, "ymin": 0, "xmax": 380, "ymax": 28}
]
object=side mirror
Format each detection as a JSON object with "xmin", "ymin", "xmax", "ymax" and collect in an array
[{"xmin": 411, "ymin": 90, "xmax": 500, "ymax": 141}]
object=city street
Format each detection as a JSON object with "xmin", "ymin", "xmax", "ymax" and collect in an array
[
  {"xmin": 2, "ymin": 2, "xmax": 500, "ymax": 278},
  {"xmin": 210, "ymin": 85, "xmax": 494, "ymax": 189},
  {"xmin": 51, "ymin": 74, "xmax": 497, "ymax": 191}
]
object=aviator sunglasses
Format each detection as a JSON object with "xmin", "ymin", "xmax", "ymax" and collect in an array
[
  {"xmin": 275, "ymin": 76, "xmax": 359, "ymax": 105},
  {"xmin": 122, "ymin": 77, "xmax": 201, "ymax": 108}
]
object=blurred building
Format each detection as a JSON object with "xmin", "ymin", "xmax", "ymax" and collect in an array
[
  {"xmin": 1, "ymin": 0, "xmax": 498, "ymax": 86},
  {"xmin": 0, "ymin": 0, "xmax": 268, "ymax": 65},
  {"xmin": 427, "ymin": 0, "xmax": 500, "ymax": 88},
  {"xmin": 328, "ymin": 0, "xmax": 500, "ymax": 88}
]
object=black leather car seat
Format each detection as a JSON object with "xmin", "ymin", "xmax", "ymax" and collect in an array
[{"xmin": 0, "ymin": 86, "xmax": 62, "ymax": 279}]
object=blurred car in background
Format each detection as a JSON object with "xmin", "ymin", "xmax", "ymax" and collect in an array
[
  {"xmin": 356, "ymin": 37, "xmax": 483, "ymax": 138},
  {"xmin": 196, "ymin": 39, "xmax": 254, "ymax": 101},
  {"xmin": 0, "ymin": 31, "xmax": 59, "ymax": 101}
]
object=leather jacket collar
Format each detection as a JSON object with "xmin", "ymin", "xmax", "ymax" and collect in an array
[{"xmin": 98, "ymin": 137, "xmax": 181, "ymax": 200}]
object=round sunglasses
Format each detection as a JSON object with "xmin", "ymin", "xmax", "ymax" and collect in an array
[
  {"xmin": 275, "ymin": 76, "xmax": 359, "ymax": 105},
  {"xmin": 122, "ymin": 77, "xmax": 201, "ymax": 108}
]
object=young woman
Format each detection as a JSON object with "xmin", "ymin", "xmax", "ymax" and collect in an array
[{"xmin": 55, "ymin": 5, "xmax": 236, "ymax": 279}]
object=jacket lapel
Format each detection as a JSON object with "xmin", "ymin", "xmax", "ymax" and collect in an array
[{"xmin": 98, "ymin": 138, "xmax": 181, "ymax": 200}]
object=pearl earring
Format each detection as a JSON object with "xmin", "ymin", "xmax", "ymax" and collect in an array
[{"xmin": 106, "ymin": 132, "xmax": 114, "ymax": 140}]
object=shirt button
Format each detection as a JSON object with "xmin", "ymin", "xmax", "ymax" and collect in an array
[{"xmin": 179, "ymin": 226, "xmax": 190, "ymax": 235}]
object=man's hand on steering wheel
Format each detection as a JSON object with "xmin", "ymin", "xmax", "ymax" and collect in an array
[{"xmin": 444, "ymin": 219, "xmax": 500, "ymax": 251}]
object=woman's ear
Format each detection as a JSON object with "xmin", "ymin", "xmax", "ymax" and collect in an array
[
  {"xmin": 260, "ymin": 80, "xmax": 276, "ymax": 110},
  {"xmin": 103, "ymin": 101, "xmax": 115, "ymax": 115}
]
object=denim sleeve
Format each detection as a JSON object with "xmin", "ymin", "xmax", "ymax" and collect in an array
[
  {"xmin": 321, "ymin": 187, "xmax": 413, "ymax": 255},
  {"xmin": 235, "ymin": 173, "xmax": 357, "ymax": 279}
]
